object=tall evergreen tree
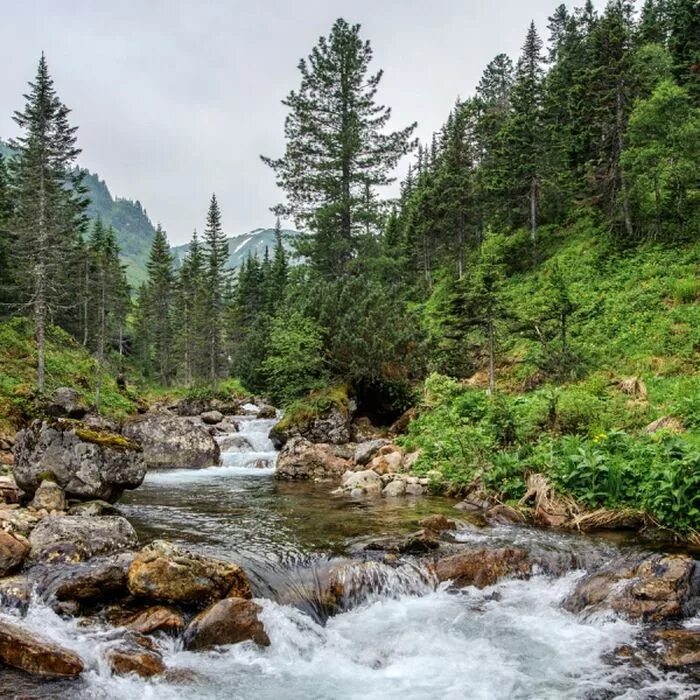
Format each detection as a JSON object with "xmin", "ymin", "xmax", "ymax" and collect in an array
[
  {"xmin": 262, "ymin": 18, "xmax": 417, "ymax": 276},
  {"xmin": 8, "ymin": 54, "xmax": 88, "ymax": 390},
  {"xmin": 202, "ymin": 194, "xmax": 228, "ymax": 381}
]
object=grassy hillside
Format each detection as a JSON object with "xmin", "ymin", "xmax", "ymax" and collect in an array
[{"xmin": 400, "ymin": 226, "xmax": 700, "ymax": 538}]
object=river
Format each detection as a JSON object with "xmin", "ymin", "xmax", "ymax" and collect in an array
[{"xmin": 1, "ymin": 413, "xmax": 698, "ymax": 699}]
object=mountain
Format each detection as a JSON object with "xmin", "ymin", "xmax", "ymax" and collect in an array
[
  {"xmin": 171, "ymin": 227, "xmax": 300, "ymax": 272},
  {"xmin": 82, "ymin": 171, "xmax": 157, "ymax": 285}
]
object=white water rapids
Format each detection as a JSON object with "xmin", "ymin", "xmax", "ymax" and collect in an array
[{"xmin": 1, "ymin": 412, "xmax": 697, "ymax": 699}]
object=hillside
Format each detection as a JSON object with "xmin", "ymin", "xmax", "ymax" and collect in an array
[{"xmin": 171, "ymin": 227, "xmax": 300, "ymax": 271}]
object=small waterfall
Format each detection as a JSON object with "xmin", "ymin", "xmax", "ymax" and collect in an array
[{"xmin": 216, "ymin": 412, "xmax": 279, "ymax": 473}]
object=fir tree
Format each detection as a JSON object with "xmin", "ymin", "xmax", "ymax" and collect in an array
[
  {"xmin": 262, "ymin": 18, "xmax": 417, "ymax": 276},
  {"xmin": 8, "ymin": 54, "xmax": 88, "ymax": 390}
]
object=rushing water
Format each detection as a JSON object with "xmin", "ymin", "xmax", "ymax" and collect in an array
[{"xmin": 1, "ymin": 413, "xmax": 698, "ymax": 699}]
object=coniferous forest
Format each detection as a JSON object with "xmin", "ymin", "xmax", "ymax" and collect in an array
[{"xmin": 0, "ymin": 2, "xmax": 699, "ymax": 534}]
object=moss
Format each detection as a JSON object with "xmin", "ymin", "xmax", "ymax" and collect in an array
[
  {"xmin": 74, "ymin": 427, "xmax": 141, "ymax": 452},
  {"xmin": 36, "ymin": 470, "xmax": 57, "ymax": 484},
  {"xmin": 277, "ymin": 384, "xmax": 350, "ymax": 431}
]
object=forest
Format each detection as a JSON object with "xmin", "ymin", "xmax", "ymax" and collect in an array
[{"xmin": 0, "ymin": 0, "xmax": 699, "ymax": 537}]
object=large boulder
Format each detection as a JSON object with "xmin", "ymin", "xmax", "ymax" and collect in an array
[
  {"xmin": 28, "ymin": 515, "xmax": 138, "ymax": 564},
  {"xmin": 0, "ymin": 530, "xmax": 30, "ymax": 576},
  {"xmin": 563, "ymin": 553, "xmax": 698, "ymax": 622},
  {"xmin": 275, "ymin": 437, "xmax": 351, "ymax": 481},
  {"xmin": 354, "ymin": 439, "xmax": 390, "ymax": 467},
  {"xmin": 433, "ymin": 548, "xmax": 532, "ymax": 589},
  {"xmin": 183, "ymin": 598, "xmax": 270, "ymax": 650},
  {"xmin": 44, "ymin": 387, "xmax": 87, "ymax": 419},
  {"xmin": 269, "ymin": 398, "xmax": 356, "ymax": 449},
  {"xmin": 0, "ymin": 619, "xmax": 84, "ymax": 678},
  {"xmin": 122, "ymin": 413, "xmax": 220, "ymax": 469},
  {"xmin": 127, "ymin": 540, "xmax": 251, "ymax": 607},
  {"xmin": 13, "ymin": 419, "xmax": 146, "ymax": 503}
]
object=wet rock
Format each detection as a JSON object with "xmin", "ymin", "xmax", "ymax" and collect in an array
[
  {"xmin": 67, "ymin": 499, "xmax": 121, "ymax": 517},
  {"xmin": 405, "ymin": 481, "xmax": 424, "ymax": 496},
  {"xmin": 122, "ymin": 605, "xmax": 185, "ymax": 635},
  {"xmin": 0, "ymin": 475, "xmax": 23, "ymax": 505},
  {"xmin": 218, "ymin": 435, "xmax": 253, "ymax": 452},
  {"xmin": 563, "ymin": 553, "xmax": 698, "ymax": 622},
  {"xmin": 368, "ymin": 444, "xmax": 404, "ymax": 475},
  {"xmin": 420, "ymin": 514, "xmax": 456, "ymax": 534},
  {"xmin": 28, "ymin": 515, "xmax": 138, "ymax": 564},
  {"xmin": 399, "ymin": 532, "xmax": 440, "ymax": 554},
  {"xmin": 485, "ymin": 505, "xmax": 528, "ymax": 526},
  {"xmin": 0, "ymin": 530, "xmax": 30, "ymax": 575},
  {"xmin": 127, "ymin": 540, "xmax": 251, "ymax": 607},
  {"xmin": 354, "ymin": 439, "xmax": 390, "ymax": 467},
  {"xmin": 257, "ymin": 405, "xmax": 276, "ymax": 419},
  {"xmin": 269, "ymin": 399, "xmax": 355, "ymax": 449},
  {"xmin": 32, "ymin": 552, "xmax": 133, "ymax": 603},
  {"xmin": 174, "ymin": 396, "xmax": 240, "ymax": 417},
  {"xmin": 276, "ymin": 437, "xmax": 350, "ymax": 481},
  {"xmin": 0, "ymin": 575, "xmax": 30, "ymax": 609},
  {"xmin": 13, "ymin": 419, "xmax": 146, "ymax": 502},
  {"xmin": 123, "ymin": 413, "xmax": 220, "ymax": 469},
  {"xmin": 29, "ymin": 480, "xmax": 66, "ymax": 512},
  {"xmin": 434, "ymin": 548, "xmax": 532, "ymax": 589},
  {"xmin": 183, "ymin": 598, "xmax": 270, "ymax": 650},
  {"xmin": 0, "ymin": 619, "xmax": 84, "ymax": 678},
  {"xmin": 455, "ymin": 493, "xmax": 494, "ymax": 512},
  {"xmin": 382, "ymin": 479, "xmax": 406, "ymax": 497},
  {"xmin": 105, "ymin": 644, "xmax": 164, "ymax": 678},
  {"xmin": 201, "ymin": 410, "xmax": 224, "ymax": 425},
  {"xmin": 44, "ymin": 387, "xmax": 87, "ymax": 419},
  {"xmin": 651, "ymin": 629, "xmax": 700, "ymax": 668}
]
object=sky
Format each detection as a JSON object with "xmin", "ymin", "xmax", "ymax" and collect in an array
[{"xmin": 1, "ymin": 0, "xmax": 592, "ymax": 245}]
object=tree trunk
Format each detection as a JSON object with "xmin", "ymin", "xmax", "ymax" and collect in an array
[{"xmin": 487, "ymin": 319, "xmax": 495, "ymax": 396}]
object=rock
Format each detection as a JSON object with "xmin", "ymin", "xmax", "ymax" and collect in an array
[
  {"xmin": 174, "ymin": 396, "xmax": 240, "ymax": 417},
  {"xmin": 44, "ymin": 387, "xmax": 87, "ymax": 419},
  {"xmin": 269, "ymin": 399, "xmax": 355, "ymax": 449},
  {"xmin": 382, "ymin": 479, "xmax": 406, "ymax": 497},
  {"xmin": 402, "ymin": 450, "xmax": 421, "ymax": 472},
  {"xmin": 399, "ymin": 532, "xmax": 440, "ymax": 554},
  {"xmin": 105, "ymin": 644, "xmax": 164, "ymax": 678},
  {"xmin": 0, "ymin": 475, "xmax": 23, "ymax": 505},
  {"xmin": 368, "ymin": 444, "xmax": 404, "ymax": 475},
  {"xmin": 434, "ymin": 548, "xmax": 532, "ymax": 589},
  {"xmin": 0, "ymin": 506, "xmax": 41, "ymax": 537},
  {"xmin": 13, "ymin": 419, "xmax": 146, "ymax": 503},
  {"xmin": 339, "ymin": 469, "xmax": 382, "ymax": 496},
  {"xmin": 354, "ymin": 439, "xmax": 390, "ymax": 467},
  {"xmin": 351, "ymin": 417, "xmax": 382, "ymax": 442},
  {"xmin": 183, "ymin": 598, "xmax": 270, "ymax": 650},
  {"xmin": 643, "ymin": 416, "xmax": 684, "ymax": 435},
  {"xmin": 485, "ymin": 505, "xmax": 528, "ymax": 526},
  {"xmin": 651, "ymin": 629, "xmax": 700, "ymax": 668},
  {"xmin": 563, "ymin": 553, "xmax": 698, "ymax": 622},
  {"xmin": 405, "ymin": 482, "xmax": 424, "ymax": 496},
  {"xmin": 28, "ymin": 515, "xmax": 138, "ymax": 564},
  {"xmin": 455, "ymin": 493, "xmax": 494, "ymax": 512},
  {"xmin": 0, "ymin": 530, "xmax": 30, "ymax": 576},
  {"xmin": 275, "ymin": 437, "xmax": 350, "ymax": 481},
  {"xmin": 200, "ymin": 410, "xmax": 224, "ymax": 425},
  {"xmin": 32, "ymin": 552, "xmax": 133, "ymax": 603},
  {"xmin": 68, "ymin": 499, "xmax": 121, "ymax": 517},
  {"xmin": 218, "ymin": 435, "xmax": 253, "ymax": 452},
  {"xmin": 29, "ymin": 480, "xmax": 66, "ymax": 512},
  {"xmin": 123, "ymin": 605, "xmax": 185, "ymax": 635},
  {"xmin": 0, "ymin": 619, "xmax": 84, "ymax": 678},
  {"xmin": 257, "ymin": 405, "xmax": 276, "ymax": 419},
  {"xmin": 388, "ymin": 407, "xmax": 417, "ymax": 436},
  {"xmin": 123, "ymin": 413, "xmax": 220, "ymax": 469},
  {"xmin": 420, "ymin": 514, "xmax": 456, "ymax": 533},
  {"xmin": 127, "ymin": 540, "xmax": 251, "ymax": 607}
]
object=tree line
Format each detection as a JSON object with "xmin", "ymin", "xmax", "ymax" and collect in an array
[{"xmin": 1, "ymin": 1, "xmax": 697, "ymax": 412}]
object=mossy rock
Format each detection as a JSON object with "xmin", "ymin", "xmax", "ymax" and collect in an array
[{"xmin": 74, "ymin": 427, "xmax": 141, "ymax": 452}]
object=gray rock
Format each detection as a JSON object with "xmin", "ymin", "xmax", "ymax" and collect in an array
[
  {"xmin": 201, "ymin": 410, "xmax": 224, "ymax": 425},
  {"xmin": 13, "ymin": 419, "xmax": 146, "ymax": 503},
  {"xmin": 382, "ymin": 479, "xmax": 407, "ymax": 497},
  {"xmin": 269, "ymin": 400, "xmax": 356, "ymax": 449},
  {"xmin": 67, "ymin": 499, "xmax": 121, "ymax": 517},
  {"xmin": 354, "ymin": 439, "xmax": 390, "ymax": 466},
  {"xmin": 122, "ymin": 413, "xmax": 220, "ymax": 469},
  {"xmin": 218, "ymin": 435, "xmax": 253, "ymax": 452},
  {"xmin": 405, "ymin": 483, "xmax": 424, "ymax": 496},
  {"xmin": 276, "ymin": 438, "xmax": 350, "ymax": 481},
  {"xmin": 28, "ymin": 515, "xmax": 138, "ymax": 564},
  {"xmin": 44, "ymin": 387, "xmax": 87, "ymax": 419},
  {"xmin": 30, "ymin": 480, "xmax": 66, "ymax": 512},
  {"xmin": 257, "ymin": 404, "xmax": 277, "ymax": 419}
]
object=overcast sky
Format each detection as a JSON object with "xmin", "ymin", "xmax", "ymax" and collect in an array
[{"xmin": 1, "ymin": 1, "xmax": 593, "ymax": 245}]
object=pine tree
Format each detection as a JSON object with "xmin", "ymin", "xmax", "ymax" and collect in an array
[
  {"xmin": 270, "ymin": 217, "xmax": 289, "ymax": 306},
  {"xmin": 202, "ymin": 194, "xmax": 228, "ymax": 381},
  {"xmin": 262, "ymin": 18, "xmax": 417, "ymax": 276},
  {"xmin": 139, "ymin": 224, "xmax": 175, "ymax": 384},
  {"xmin": 8, "ymin": 55, "xmax": 88, "ymax": 390},
  {"xmin": 667, "ymin": 0, "xmax": 700, "ymax": 100},
  {"xmin": 0, "ymin": 153, "xmax": 15, "ymax": 311}
]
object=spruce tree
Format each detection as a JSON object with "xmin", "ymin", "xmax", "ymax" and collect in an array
[
  {"xmin": 202, "ymin": 194, "xmax": 228, "ymax": 381},
  {"xmin": 262, "ymin": 18, "xmax": 417, "ymax": 276},
  {"xmin": 8, "ymin": 55, "xmax": 88, "ymax": 390}
]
